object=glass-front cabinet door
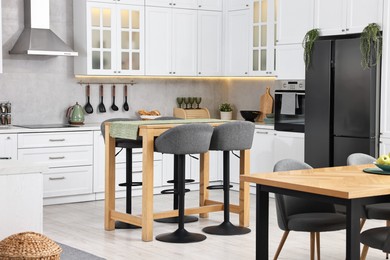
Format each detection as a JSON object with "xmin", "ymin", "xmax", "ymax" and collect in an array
[
  {"xmin": 251, "ymin": 0, "xmax": 276, "ymax": 76},
  {"xmin": 116, "ymin": 5, "xmax": 144, "ymax": 75},
  {"xmin": 87, "ymin": 2, "xmax": 116, "ymax": 75}
]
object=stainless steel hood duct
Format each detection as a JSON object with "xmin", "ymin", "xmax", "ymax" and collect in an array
[{"xmin": 9, "ymin": 0, "xmax": 78, "ymax": 56}]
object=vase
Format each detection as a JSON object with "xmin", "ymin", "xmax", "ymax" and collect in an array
[{"xmin": 220, "ymin": 111, "xmax": 233, "ymax": 120}]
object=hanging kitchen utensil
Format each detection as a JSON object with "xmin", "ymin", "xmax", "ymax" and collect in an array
[
  {"xmin": 258, "ymin": 86, "xmax": 274, "ymax": 122},
  {"xmin": 111, "ymin": 84, "xmax": 119, "ymax": 111},
  {"xmin": 98, "ymin": 84, "xmax": 106, "ymax": 113},
  {"xmin": 123, "ymin": 84, "xmax": 129, "ymax": 111},
  {"xmin": 84, "ymin": 84, "xmax": 93, "ymax": 114}
]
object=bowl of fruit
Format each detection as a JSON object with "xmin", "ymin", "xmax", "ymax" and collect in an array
[{"xmin": 375, "ymin": 154, "xmax": 390, "ymax": 172}]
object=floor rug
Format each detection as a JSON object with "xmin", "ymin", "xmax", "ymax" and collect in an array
[{"xmin": 57, "ymin": 242, "xmax": 106, "ymax": 260}]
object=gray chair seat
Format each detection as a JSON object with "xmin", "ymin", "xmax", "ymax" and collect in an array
[
  {"xmin": 288, "ymin": 213, "xmax": 346, "ymax": 232},
  {"xmin": 366, "ymin": 203, "xmax": 390, "ymax": 219},
  {"xmin": 361, "ymin": 227, "xmax": 390, "ymax": 253}
]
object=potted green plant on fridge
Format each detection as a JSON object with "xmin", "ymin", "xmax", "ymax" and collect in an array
[{"xmin": 219, "ymin": 103, "xmax": 233, "ymax": 120}]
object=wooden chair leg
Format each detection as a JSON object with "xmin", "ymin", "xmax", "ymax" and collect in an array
[
  {"xmin": 360, "ymin": 245, "xmax": 369, "ymax": 260},
  {"xmin": 360, "ymin": 218, "xmax": 366, "ymax": 231},
  {"xmin": 273, "ymin": 231, "xmax": 289, "ymax": 260},
  {"xmin": 316, "ymin": 232, "xmax": 320, "ymax": 260},
  {"xmin": 310, "ymin": 232, "xmax": 315, "ymax": 260}
]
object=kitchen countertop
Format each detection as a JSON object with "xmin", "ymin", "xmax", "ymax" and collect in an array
[{"xmin": 0, "ymin": 160, "xmax": 48, "ymax": 175}]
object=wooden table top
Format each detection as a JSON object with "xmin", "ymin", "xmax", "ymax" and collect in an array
[{"xmin": 241, "ymin": 164, "xmax": 390, "ymax": 199}]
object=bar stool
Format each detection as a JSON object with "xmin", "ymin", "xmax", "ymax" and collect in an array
[
  {"xmin": 202, "ymin": 121, "xmax": 255, "ymax": 235},
  {"xmin": 101, "ymin": 118, "xmax": 142, "ymax": 229},
  {"xmin": 155, "ymin": 123, "xmax": 213, "ymax": 243}
]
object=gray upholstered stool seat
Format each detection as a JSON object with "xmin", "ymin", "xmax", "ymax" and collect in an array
[
  {"xmin": 273, "ymin": 159, "xmax": 346, "ymax": 260},
  {"xmin": 202, "ymin": 121, "xmax": 255, "ymax": 236},
  {"xmin": 361, "ymin": 227, "xmax": 390, "ymax": 260},
  {"xmin": 101, "ymin": 118, "xmax": 142, "ymax": 229},
  {"xmin": 154, "ymin": 123, "xmax": 213, "ymax": 243}
]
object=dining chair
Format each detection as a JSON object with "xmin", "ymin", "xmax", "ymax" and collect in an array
[
  {"xmin": 360, "ymin": 227, "xmax": 390, "ymax": 260},
  {"xmin": 154, "ymin": 123, "xmax": 213, "ymax": 243},
  {"xmin": 273, "ymin": 159, "xmax": 346, "ymax": 260},
  {"xmin": 202, "ymin": 121, "xmax": 255, "ymax": 235}
]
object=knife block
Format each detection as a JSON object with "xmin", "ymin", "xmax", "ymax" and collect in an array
[{"xmin": 173, "ymin": 108, "xmax": 210, "ymax": 119}]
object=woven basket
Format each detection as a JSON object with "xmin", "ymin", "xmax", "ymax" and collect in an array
[{"xmin": 0, "ymin": 232, "xmax": 62, "ymax": 260}]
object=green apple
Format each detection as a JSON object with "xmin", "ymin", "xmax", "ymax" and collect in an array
[{"xmin": 377, "ymin": 155, "xmax": 390, "ymax": 165}]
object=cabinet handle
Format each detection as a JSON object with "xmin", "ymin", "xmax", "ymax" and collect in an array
[
  {"xmin": 199, "ymin": 5, "xmax": 202, "ymax": 8},
  {"xmin": 173, "ymin": 3, "xmax": 176, "ymax": 5},
  {"xmin": 256, "ymin": 131, "xmax": 269, "ymax": 135},
  {"xmin": 198, "ymin": 72, "xmax": 201, "ymax": 75},
  {"xmin": 132, "ymin": 170, "xmax": 143, "ymax": 174},
  {"xmin": 169, "ymin": 3, "xmax": 172, "ymax": 5},
  {"xmin": 49, "ymin": 176, "xmax": 65, "ymax": 181},
  {"xmin": 118, "ymin": 71, "xmax": 121, "ymax": 73},
  {"xmin": 49, "ymin": 156, "xmax": 65, "ymax": 160},
  {"xmin": 342, "ymin": 29, "xmax": 345, "ymax": 32},
  {"xmin": 173, "ymin": 72, "xmax": 176, "ymax": 74},
  {"xmin": 245, "ymin": 72, "xmax": 248, "ymax": 75},
  {"xmin": 6, "ymin": 136, "xmax": 11, "ymax": 140},
  {"xmin": 346, "ymin": 28, "xmax": 349, "ymax": 31},
  {"xmin": 169, "ymin": 72, "xmax": 172, "ymax": 74},
  {"xmin": 0, "ymin": 157, "xmax": 11, "ymax": 160},
  {"xmin": 49, "ymin": 139, "xmax": 65, "ymax": 142}
]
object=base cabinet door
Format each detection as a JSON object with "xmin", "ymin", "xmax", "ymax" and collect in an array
[
  {"xmin": 0, "ymin": 134, "xmax": 17, "ymax": 160},
  {"xmin": 251, "ymin": 129, "xmax": 275, "ymax": 173},
  {"xmin": 274, "ymin": 131, "xmax": 305, "ymax": 163}
]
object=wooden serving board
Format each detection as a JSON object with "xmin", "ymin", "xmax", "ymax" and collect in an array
[
  {"xmin": 258, "ymin": 87, "xmax": 274, "ymax": 122},
  {"xmin": 173, "ymin": 108, "xmax": 210, "ymax": 119}
]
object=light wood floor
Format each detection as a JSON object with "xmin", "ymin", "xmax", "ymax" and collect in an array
[{"xmin": 43, "ymin": 191, "xmax": 386, "ymax": 259}]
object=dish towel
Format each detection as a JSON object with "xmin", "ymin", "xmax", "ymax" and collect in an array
[{"xmin": 280, "ymin": 93, "xmax": 297, "ymax": 115}]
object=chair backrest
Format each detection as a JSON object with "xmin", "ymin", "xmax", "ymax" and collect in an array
[
  {"xmin": 209, "ymin": 121, "xmax": 255, "ymax": 151},
  {"xmin": 155, "ymin": 124, "xmax": 213, "ymax": 155},
  {"xmin": 273, "ymin": 159, "xmax": 336, "ymax": 231},
  {"xmin": 347, "ymin": 153, "xmax": 375, "ymax": 165}
]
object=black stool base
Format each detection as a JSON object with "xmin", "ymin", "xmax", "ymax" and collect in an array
[
  {"xmin": 155, "ymin": 215, "xmax": 198, "ymax": 224},
  {"xmin": 202, "ymin": 221, "xmax": 251, "ymax": 236},
  {"xmin": 115, "ymin": 221, "xmax": 141, "ymax": 229},
  {"xmin": 156, "ymin": 228, "xmax": 206, "ymax": 243}
]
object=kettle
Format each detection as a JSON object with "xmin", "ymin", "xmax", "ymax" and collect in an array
[{"xmin": 66, "ymin": 102, "xmax": 85, "ymax": 125}]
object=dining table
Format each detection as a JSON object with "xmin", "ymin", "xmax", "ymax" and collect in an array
[
  {"xmin": 241, "ymin": 164, "xmax": 390, "ymax": 260},
  {"xmin": 104, "ymin": 119, "xmax": 251, "ymax": 241}
]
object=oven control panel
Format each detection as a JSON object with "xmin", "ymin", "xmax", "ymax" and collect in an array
[{"xmin": 279, "ymin": 81, "xmax": 305, "ymax": 91}]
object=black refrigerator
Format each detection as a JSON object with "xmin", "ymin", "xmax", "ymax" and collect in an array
[{"xmin": 305, "ymin": 35, "xmax": 380, "ymax": 168}]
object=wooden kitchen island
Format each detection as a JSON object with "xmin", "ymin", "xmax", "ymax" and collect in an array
[{"xmin": 104, "ymin": 119, "xmax": 251, "ymax": 241}]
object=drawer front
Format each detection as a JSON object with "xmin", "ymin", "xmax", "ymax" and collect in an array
[
  {"xmin": 115, "ymin": 148, "xmax": 162, "ymax": 163},
  {"xmin": 43, "ymin": 166, "xmax": 93, "ymax": 198},
  {"xmin": 18, "ymin": 131, "xmax": 93, "ymax": 148},
  {"xmin": 18, "ymin": 146, "xmax": 93, "ymax": 168}
]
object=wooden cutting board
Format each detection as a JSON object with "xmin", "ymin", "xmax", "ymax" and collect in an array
[{"xmin": 258, "ymin": 87, "xmax": 274, "ymax": 122}]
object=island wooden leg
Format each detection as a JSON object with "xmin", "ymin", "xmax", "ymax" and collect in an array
[
  {"xmin": 199, "ymin": 152, "xmax": 210, "ymax": 218},
  {"xmin": 142, "ymin": 133, "xmax": 155, "ymax": 241},
  {"xmin": 105, "ymin": 123, "xmax": 116, "ymax": 230},
  {"xmin": 239, "ymin": 149, "xmax": 250, "ymax": 227}
]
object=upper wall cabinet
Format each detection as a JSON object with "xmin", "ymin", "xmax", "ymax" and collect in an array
[
  {"xmin": 250, "ymin": 0, "xmax": 276, "ymax": 76},
  {"xmin": 0, "ymin": 0, "xmax": 2, "ymax": 74},
  {"xmin": 227, "ymin": 0, "xmax": 250, "ymax": 11},
  {"xmin": 277, "ymin": 0, "xmax": 314, "ymax": 44},
  {"xmin": 314, "ymin": 0, "xmax": 384, "ymax": 36},
  {"xmin": 198, "ymin": 0, "xmax": 223, "ymax": 11},
  {"xmin": 73, "ymin": 1, "xmax": 144, "ymax": 75},
  {"xmin": 145, "ymin": 0, "xmax": 198, "ymax": 9},
  {"xmin": 145, "ymin": 7, "xmax": 197, "ymax": 76}
]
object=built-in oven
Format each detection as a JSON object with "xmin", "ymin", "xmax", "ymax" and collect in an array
[{"xmin": 274, "ymin": 81, "xmax": 305, "ymax": 133}]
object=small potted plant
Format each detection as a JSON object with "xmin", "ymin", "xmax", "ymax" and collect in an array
[{"xmin": 219, "ymin": 103, "xmax": 233, "ymax": 120}]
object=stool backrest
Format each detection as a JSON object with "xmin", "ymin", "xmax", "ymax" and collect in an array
[
  {"xmin": 155, "ymin": 124, "xmax": 213, "ymax": 155},
  {"xmin": 347, "ymin": 153, "xmax": 375, "ymax": 165},
  {"xmin": 209, "ymin": 121, "xmax": 255, "ymax": 151}
]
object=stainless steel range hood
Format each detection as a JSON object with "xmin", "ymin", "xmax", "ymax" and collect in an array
[{"xmin": 9, "ymin": 0, "xmax": 78, "ymax": 56}]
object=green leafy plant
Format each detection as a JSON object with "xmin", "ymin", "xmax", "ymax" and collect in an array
[
  {"xmin": 219, "ymin": 103, "xmax": 233, "ymax": 112},
  {"xmin": 360, "ymin": 23, "xmax": 382, "ymax": 69},
  {"xmin": 302, "ymin": 28, "xmax": 320, "ymax": 69}
]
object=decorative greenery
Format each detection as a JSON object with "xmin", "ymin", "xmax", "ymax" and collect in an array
[
  {"xmin": 302, "ymin": 28, "xmax": 320, "ymax": 69},
  {"xmin": 219, "ymin": 103, "xmax": 233, "ymax": 112},
  {"xmin": 360, "ymin": 23, "xmax": 382, "ymax": 69}
]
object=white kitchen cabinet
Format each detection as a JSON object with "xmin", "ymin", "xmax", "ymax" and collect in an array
[
  {"xmin": 90, "ymin": 0, "xmax": 144, "ymax": 5},
  {"xmin": 225, "ymin": 9, "xmax": 250, "ymax": 76},
  {"xmin": 251, "ymin": 128, "xmax": 275, "ymax": 173},
  {"xmin": 314, "ymin": 0, "xmax": 383, "ymax": 36},
  {"xmin": 145, "ymin": 0, "xmax": 198, "ymax": 9},
  {"xmin": 380, "ymin": 138, "xmax": 390, "ymax": 155},
  {"xmin": 0, "ymin": 134, "xmax": 17, "ymax": 160},
  {"xmin": 73, "ymin": 0, "xmax": 145, "ymax": 75},
  {"xmin": 18, "ymin": 131, "xmax": 94, "ymax": 199},
  {"xmin": 277, "ymin": 0, "xmax": 314, "ymax": 44},
  {"xmin": 227, "ymin": 0, "xmax": 250, "ymax": 11},
  {"xmin": 276, "ymin": 44, "xmax": 305, "ymax": 80},
  {"xmin": 273, "ymin": 131, "xmax": 305, "ymax": 163},
  {"xmin": 251, "ymin": 0, "xmax": 276, "ymax": 76},
  {"xmin": 145, "ymin": 7, "xmax": 197, "ymax": 76},
  {"xmin": 198, "ymin": 0, "xmax": 223, "ymax": 11},
  {"xmin": 197, "ymin": 10, "xmax": 222, "ymax": 76},
  {"xmin": 380, "ymin": 0, "xmax": 390, "ymax": 138},
  {"xmin": 0, "ymin": 0, "xmax": 2, "ymax": 74}
]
